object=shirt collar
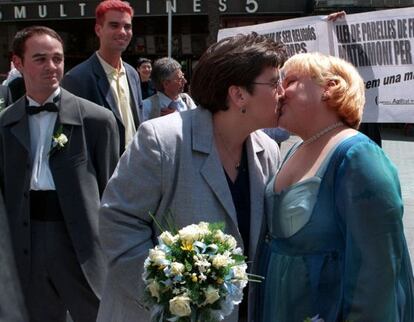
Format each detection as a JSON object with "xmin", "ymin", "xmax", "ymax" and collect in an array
[
  {"xmin": 96, "ymin": 51, "xmax": 125, "ymax": 78},
  {"xmin": 158, "ymin": 91, "xmax": 182, "ymax": 107},
  {"xmin": 26, "ymin": 87, "xmax": 61, "ymax": 107}
]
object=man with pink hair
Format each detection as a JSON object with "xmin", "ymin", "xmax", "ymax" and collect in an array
[{"xmin": 62, "ymin": 0, "xmax": 142, "ymax": 153}]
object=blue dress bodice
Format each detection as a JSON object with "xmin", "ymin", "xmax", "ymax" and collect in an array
[{"xmin": 257, "ymin": 133, "xmax": 414, "ymax": 322}]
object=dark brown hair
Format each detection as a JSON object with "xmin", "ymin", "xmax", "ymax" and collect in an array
[
  {"xmin": 190, "ymin": 32, "xmax": 287, "ymax": 113},
  {"xmin": 12, "ymin": 26, "xmax": 63, "ymax": 59}
]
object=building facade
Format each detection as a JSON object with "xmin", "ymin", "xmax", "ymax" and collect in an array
[{"xmin": 0, "ymin": 0, "xmax": 412, "ymax": 80}]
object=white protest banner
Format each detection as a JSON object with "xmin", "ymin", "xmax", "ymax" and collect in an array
[
  {"xmin": 331, "ymin": 7, "xmax": 414, "ymax": 122},
  {"xmin": 218, "ymin": 7, "xmax": 414, "ymax": 123},
  {"xmin": 218, "ymin": 15, "xmax": 330, "ymax": 57}
]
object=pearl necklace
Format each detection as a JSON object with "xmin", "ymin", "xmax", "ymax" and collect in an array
[{"xmin": 302, "ymin": 122, "xmax": 343, "ymax": 146}]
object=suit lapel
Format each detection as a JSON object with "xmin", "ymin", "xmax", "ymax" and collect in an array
[
  {"xmin": 3, "ymin": 97, "xmax": 31, "ymax": 154},
  {"xmin": 246, "ymin": 134, "xmax": 267, "ymax": 260},
  {"xmin": 125, "ymin": 64, "xmax": 140, "ymax": 126},
  {"xmin": 192, "ymin": 109, "xmax": 238, "ymax": 226},
  {"xmin": 91, "ymin": 53, "xmax": 123, "ymax": 122},
  {"xmin": 49, "ymin": 89, "xmax": 82, "ymax": 159}
]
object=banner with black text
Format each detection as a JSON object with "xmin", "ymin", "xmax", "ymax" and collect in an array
[{"xmin": 218, "ymin": 7, "xmax": 414, "ymax": 122}]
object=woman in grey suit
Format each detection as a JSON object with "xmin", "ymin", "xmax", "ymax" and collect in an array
[{"xmin": 98, "ymin": 32, "xmax": 287, "ymax": 322}]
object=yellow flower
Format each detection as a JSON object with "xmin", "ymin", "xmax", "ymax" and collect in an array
[
  {"xmin": 181, "ymin": 240, "xmax": 194, "ymax": 251},
  {"xmin": 191, "ymin": 273, "xmax": 198, "ymax": 282}
]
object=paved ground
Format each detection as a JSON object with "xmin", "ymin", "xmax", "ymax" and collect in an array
[{"xmin": 280, "ymin": 125, "xmax": 414, "ymax": 268}]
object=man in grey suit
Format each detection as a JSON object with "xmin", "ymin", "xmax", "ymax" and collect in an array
[
  {"xmin": 141, "ymin": 57, "xmax": 197, "ymax": 122},
  {"xmin": 98, "ymin": 33, "xmax": 287, "ymax": 322},
  {"xmin": 0, "ymin": 190, "xmax": 28, "ymax": 322},
  {"xmin": 62, "ymin": 0, "xmax": 142, "ymax": 153},
  {"xmin": 0, "ymin": 26, "xmax": 119, "ymax": 321}
]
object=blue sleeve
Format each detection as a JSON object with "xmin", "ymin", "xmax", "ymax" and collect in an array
[{"xmin": 335, "ymin": 141, "xmax": 406, "ymax": 321}]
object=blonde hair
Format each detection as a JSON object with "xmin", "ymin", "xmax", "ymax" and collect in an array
[{"xmin": 283, "ymin": 52, "xmax": 365, "ymax": 128}]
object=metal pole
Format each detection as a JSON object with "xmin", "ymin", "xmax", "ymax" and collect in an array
[{"xmin": 167, "ymin": 0, "xmax": 172, "ymax": 58}]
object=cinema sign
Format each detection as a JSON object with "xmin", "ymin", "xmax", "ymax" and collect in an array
[{"xmin": 0, "ymin": 0, "xmax": 308, "ymax": 22}]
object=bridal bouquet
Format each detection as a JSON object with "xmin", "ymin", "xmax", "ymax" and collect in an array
[{"xmin": 142, "ymin": 221, "xmax": 258, "ymax": 321}]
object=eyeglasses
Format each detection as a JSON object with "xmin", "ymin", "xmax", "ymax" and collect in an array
[
  {"xmin": 252, "ymin": 70, "xmax": 284, "ymax": 89},
  {"xmin": 168, "ymin": 73, "xmax": 186, "ymax": 83},
  {"xmin": 251, "ymin": 79, "xmax": 281, "ymax": 89}
]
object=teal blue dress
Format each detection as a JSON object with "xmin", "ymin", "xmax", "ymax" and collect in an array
[{"xmin": 257, "ymin": 133, "xmax": 414, "ymax": 322}]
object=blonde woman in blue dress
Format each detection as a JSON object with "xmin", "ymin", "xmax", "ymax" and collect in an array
[{"xmin": 256, "ymin": 52, "xmax": 414, "ymax": 322}]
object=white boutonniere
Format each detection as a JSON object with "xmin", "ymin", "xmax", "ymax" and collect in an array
[{"xmin": 49, "ymin": 125, "xmax": 68, "ymax": 155}]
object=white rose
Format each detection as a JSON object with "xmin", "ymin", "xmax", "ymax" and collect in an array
[
  {"xmin": 149, "ymin": 248, "xmax": 167, "ymax": 266},
  {"xmin": 55, "ymin": 133, "xmax": 68, "ymax": 147},
  {"xmin": 159, "ymin": 231, "xmax": 178, "ymax": 246},
  {"xmin": 225, "ymin": 235, "xmax": 238, "ymax": 249},
  {"xmin": 197, "ymin": 222, "xmax": 210, "ymax": 236},
  {"xmin": 147, "ymin": 280, "xmax": 160, "ymax": 302},
  {"xmin": 169, "ymin": 295, "xmax": 192, "ymax": 317},
  {"xmin": 232, "ymin": 264, "xmax": 248, "ymax": 280},
  {"xmin": 178, "ymin": 224, "xmax": 202, "ymax": 244},
  {"xmin": 170, "ymin": 262, "xmax": 185, "ymax": 275},
  {"xmin": 212, "ymin": 253, "xmax": 234, "ymax": 269},
  {"xmin": 214, "ymin": 230, "xmax": 226, "ymax": 243},
  {"xmin": 203, "ymin": 285, "xmax": 220, "ymax": 305}
]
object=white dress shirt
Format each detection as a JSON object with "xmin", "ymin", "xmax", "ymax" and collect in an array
[{"xmin": 27, "ymin": 88, "xmax": 60, "ymax": 190}]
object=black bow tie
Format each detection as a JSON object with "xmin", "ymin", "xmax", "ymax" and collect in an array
[{"xmin": 26, "ymin": 102, "xmax": 58, "ymax": 115}]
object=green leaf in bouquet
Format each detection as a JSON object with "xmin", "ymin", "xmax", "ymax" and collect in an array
[
  {"xmin": 164, "ymin": 209, "xmax": 178, "ymax": 235},
  {"xmin": 232, "ymin": 254, "xmax": 246, "ymax": 263},
  {"xmin": 184, "ymin": 259, "xmax": 193, "ymax": 272},
  {"xmin": 208, "ymin": 222, "xmax": 225, "ymax": 232}
]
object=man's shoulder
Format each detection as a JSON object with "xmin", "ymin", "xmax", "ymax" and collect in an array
[
  {"xmin": 143, "ymin": 92, "xmax": 159, "ymax": 104},
  {"xmin": 180, "ymin": 93, "xmax": 196, "ymax": 108},
  {"xmin": 123, "ymin": 62, "xmax": 140, "ymax": 83},
  {"xmin": 0, "ymin": 97, "xmax": 24, "ymax": 127},
  {"xmin": 123, "ymin": 61, "xmax": 138, "ymax": 74},
  {"xmin": 65, "ymin": 54, "xmax": 98, "ymax": 78},
  {"xmin": 62, "ymin": 89, "xmax": 114, "ymax": 121}
]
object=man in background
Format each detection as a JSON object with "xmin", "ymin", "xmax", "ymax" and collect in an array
[
  {"xmin": 62, "ymin": 0, "xmax": 142, "ymax": 152},
  {"xmin": 136, "ymin": 57, "xmax": 156, "ymax": 100},
  {"xmin": 142, "ymin": 57, "xmax": 196, "ymax": 121}
]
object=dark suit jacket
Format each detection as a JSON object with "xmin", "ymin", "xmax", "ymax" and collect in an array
[
  {"xmin": 7, "ymin": 77, "xmax": 26, "ymax": 103},
  {"xmin": 0, "ymin": 190, "xmax": 28, "ymax": 322},
  {"xmin": 61, "ymin": 53, "xmax": 142, "ymax": 152},
  {"xmin": 0, "ymin": 88, "xmax": 120, "ymax": 298},
  {"xmin": 0, "ymin": 85, "xmax": 12, "ymax": 110}
]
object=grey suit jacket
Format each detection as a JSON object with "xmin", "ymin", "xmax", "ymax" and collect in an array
[
  {"xmin": 0, "ymin": 88, "xmax": 120, "ymax": 298},
  {"xmin": 61, "ymin": 52, "xmax": 143, "ymax": 152},
  {"xmin": 0, "ymin": 190, "xmax": 28, "ymax": 322},
  {"xmin": 98, "ymin": 107, "xmax": 280, "ymax": 322}
]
